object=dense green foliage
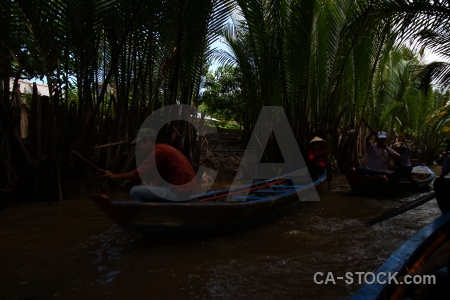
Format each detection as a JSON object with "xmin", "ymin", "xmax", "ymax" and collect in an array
[
  {"xmin": 213, "ymin": 0, "xmax": 450, "ymax": 167},
  {"xmin": 201, "ymin": 65, "xmax": 243, "ymax": 123},
  {"xmin": 1, "ymin": 0, "xmax": 450, "ymax": 201}
]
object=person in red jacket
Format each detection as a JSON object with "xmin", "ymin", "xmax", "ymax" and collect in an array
[{"xmin": 102, "ymin": 128, "xmax": 197, "ymax": 201}]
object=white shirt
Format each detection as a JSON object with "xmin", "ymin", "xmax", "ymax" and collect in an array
[{"xmin": 364, "ymin": 144, "xmax": 398, "ymax": 173}]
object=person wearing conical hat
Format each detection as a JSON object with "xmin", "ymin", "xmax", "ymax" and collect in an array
[
  {"xmin": 309, "ymin": 136, "xmax": 324, "ymax": 144},
  {"xmin": 307, "ymin": 136, "xmax": 327, "ymax": 180}
]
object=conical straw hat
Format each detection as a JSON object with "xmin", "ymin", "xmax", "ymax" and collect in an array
[{"xmin": 309, "ymin": 136, "xmax": 324, "ymax": 143}]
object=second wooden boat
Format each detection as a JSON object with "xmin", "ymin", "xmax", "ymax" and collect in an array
[{"xmin": 346, "ymin": 166, "xmax": 435, "ymax": 196}]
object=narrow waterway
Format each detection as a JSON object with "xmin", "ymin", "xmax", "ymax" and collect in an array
[{"xmin": 0, "ymin": 172, "xmax": 442, "ymax": 300}]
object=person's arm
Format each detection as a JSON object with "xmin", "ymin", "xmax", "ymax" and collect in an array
[
  {"xmin": 309, "ymin": 149, "xmax": 327, "ymax": 161},
  {"xmin": 387, "ymin": 147, "xmax": 401, "ymax": 160},
  {"xmin": 366, "ymin": 132, "xmax": 374, "ymax": 148},
  {"xmin": 308, "ymin": 149, "xmax": 314, "ymax": 161},
  {"xmin": 102, "ymin": 170, "xmax": 137, "ymax": 181}
]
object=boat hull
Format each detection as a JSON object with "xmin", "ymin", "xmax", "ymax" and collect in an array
[
  {"xmin": 92, "ymin": 192, "xmax": 305, "ymax": 236},
  {"xmin": 91, "ymin": 170, "xmax": 325, "ymax": 236},
  {"xmin": 346, "ymin": 166, "xmax": 435, "ymax": 196}
]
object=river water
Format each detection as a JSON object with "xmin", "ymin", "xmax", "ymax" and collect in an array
[{"xmin": 0, "ymin": 173, "xmax": 442, "ymax": 300}]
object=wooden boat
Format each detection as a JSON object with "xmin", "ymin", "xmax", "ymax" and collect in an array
[
  {"xmin": 351, "ymin": 212, "xmax": 450, "ymax": 300},
  {"xmin": 90, "ymin": 168, "xmax": 326, "ymax": 237},
  {"xmin": 346, "ymin": 166, "xmax": 436, "ymax": 196}
]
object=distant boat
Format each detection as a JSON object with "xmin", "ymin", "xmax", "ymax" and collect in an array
[
  {"xmin": 90, "ymin": 168, "xmax": 326, "ymax": 237},
  {"xmin": 346, "ymin": 166, "xmax": 435, "ymax": 196},
  {"xmin": 351, "ymin": 212, "xmax": 450, "ymax": 300}
]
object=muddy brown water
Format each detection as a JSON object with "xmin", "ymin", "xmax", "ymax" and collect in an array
[{"xmin": 0, "ymin": 173, "xmax": 443, "ymax": 299}]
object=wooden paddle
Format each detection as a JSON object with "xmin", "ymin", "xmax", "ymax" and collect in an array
[
  {"xmin": 361, "ymin": 118, "xmax": 421, "ymax": 191},
  {"xmin": 71, "ymin": 151, "xmax": 129, "ymax": 192},
  {"xmin": 365, "ymin": 191, "xmax": 436, "ymax": 226}
]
